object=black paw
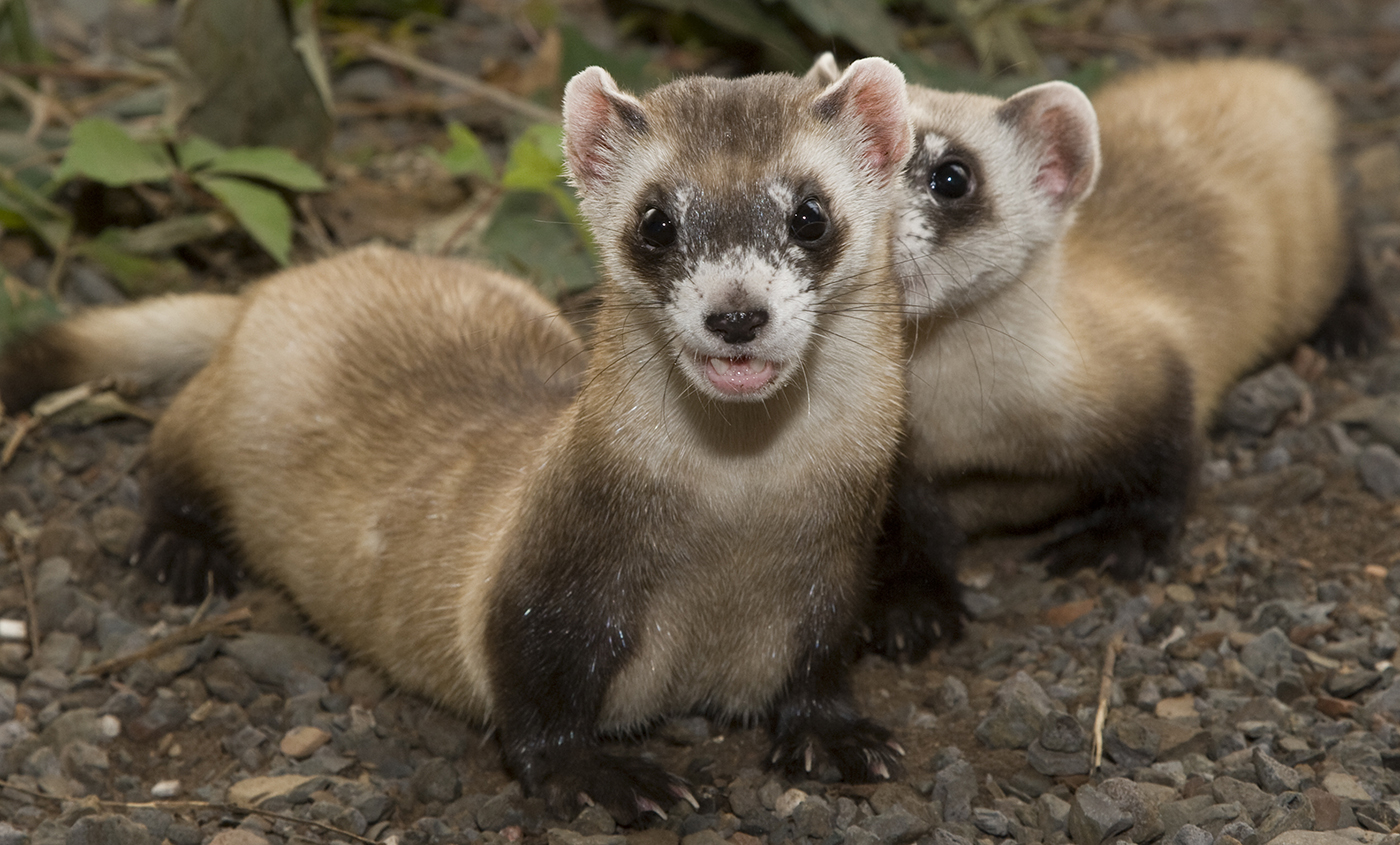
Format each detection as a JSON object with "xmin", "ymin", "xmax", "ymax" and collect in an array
[
  {"xmin": 134, "ymin": 525, "xmax": 240, "ymax": 604},
  {"xmin": 1033, "ymin": 520, "xmax": 1167, "ymax": 581},
  {"xmin": 861, "ymin": 584, "xmax": 963, "ymax": 663},
  {"xmin": 768, "ymin": 715, "xmax": 904, "ymax": 783},
  {"xmin": 1310, "ymin": 260, "xmax": 1392, "ymax": 359},
  {"xmin": 527, "ymin": 749, "xmax": 696, "ymax": 826}
]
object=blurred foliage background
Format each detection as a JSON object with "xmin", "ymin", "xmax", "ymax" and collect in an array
[{"xmin": 0, "ymin": 0, "xmax": 1115, "ymax": 346}]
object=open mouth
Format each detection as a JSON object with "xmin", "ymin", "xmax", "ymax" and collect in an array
[{"xmin": 703, "ymin": 356, "xmax": 778, "ymax": 396}]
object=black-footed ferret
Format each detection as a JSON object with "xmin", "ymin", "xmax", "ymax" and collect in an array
[
  {"xmin": 808, "ymin": 56, "xmax": 1390, "ymax": 660},
  {"xmin": 0, "ymin": 61, "xmax": 914, "ymax": 820}
]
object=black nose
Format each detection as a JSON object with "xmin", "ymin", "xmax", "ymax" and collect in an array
[{"xmin": 704, "ymin": 310, "xmax": 769, "ymax": 345}]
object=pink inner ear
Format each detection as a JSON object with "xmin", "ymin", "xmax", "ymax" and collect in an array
[
  {"xmin": 1031, "ymin": 104, "xmax": 1092, "ymax": 206},
  {"xmin": 1035, "ymin": 148, "xmax": 1073, "ymax": 199},
  {"xmin": 833, "ymin": 62, "xmax": 910, "ymax": 182}
]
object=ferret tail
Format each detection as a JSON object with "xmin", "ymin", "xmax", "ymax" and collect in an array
[{"xmin": 0, "ymin": 292, "xmax": 244, "ymax": 415}]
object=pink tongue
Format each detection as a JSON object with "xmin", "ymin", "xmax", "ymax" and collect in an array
[{"xmin": 707, "ymin": 357, "xmax": 775, "ymax": 395}]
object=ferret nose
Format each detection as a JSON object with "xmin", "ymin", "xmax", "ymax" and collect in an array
[{"xmin": 704, "ymin": 310, "xmax": 769, "ymax": 345}]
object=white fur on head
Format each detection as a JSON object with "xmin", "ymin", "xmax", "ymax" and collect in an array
[
  {"xmin": 996, "ymin": 81, "xmax": 1101, "ymax": 207},
  {"xmin": 804, "ymin": 52, "xmax": 841, "ymax": 85},
  {"xmin": 812, "ymin": 57, "xmax": 912, "ymax": 186},
  {"xmin": 561, "ymin": 67, "xmax": 649, "ymax": 197}
]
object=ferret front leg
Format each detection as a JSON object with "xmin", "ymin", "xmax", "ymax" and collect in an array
[
  {"xmin": 863, "ymin": 469, "xmax": 965, "ymax": 662},
  {"xmin": 486, "ymin": 579, "xmax": 692, "ymax": 825},
  {"xmin": 1035, "ymin": 368, "xmax": 1197, "ymax": 580},
  {"xmin": 768, "ymin": 626, "xmax": 904, "ymax": 783}
]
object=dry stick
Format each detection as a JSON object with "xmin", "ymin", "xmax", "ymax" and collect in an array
[
  {"xmin": 349, "ymin": 37, "xmax": 559, "ymax": 125},
  {"xmin": 81, "ymin": 607, "xmax": 253, "ymax": 677},
  {"xmin": 0, "ymin": 378, "xmax": 131, "ymax": 468},
  {"xmin": 0, "ymin": 62, "xmax": 166, "ymax": 83},
  {"xmin": 0, "ymin": 778, "xmax": 378, "ymax": 845},
  {"xmin": 1091, "ymin": 630, "xmax": 1126, "ymax": 772}
]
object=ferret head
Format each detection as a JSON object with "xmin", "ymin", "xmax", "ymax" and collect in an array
[
  {"xmin": 896, "ymin": 81, "xmax": 1100, "ymax": 317},
  {"xmin": 808, "ymin": 55, "xmax": 1100, "ymax": 320},
  {"xmin": 562, "ymin": 60, "xmax": 911, "ymax": 402}
]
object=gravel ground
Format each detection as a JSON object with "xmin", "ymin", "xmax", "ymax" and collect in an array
[{"xmin": 6, "ymin": 1, "xmax": 1400, "ymax": 844}]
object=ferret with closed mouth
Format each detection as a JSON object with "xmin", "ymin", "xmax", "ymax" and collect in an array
[
  {"xmin": 807, "ymin": 56, "xmax": 1390, "ymax": 660},
  {"xmin": 0, "ymin": 60, "xmax": 916, "ymax": 821}
]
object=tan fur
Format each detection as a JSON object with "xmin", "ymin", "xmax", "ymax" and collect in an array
[{"xmin": 897, "ymin": 59, "xmax": 1345, "ymax": 533}]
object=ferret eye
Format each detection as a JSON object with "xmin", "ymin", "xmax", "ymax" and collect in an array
[
  {"xmin": 790, "ymin": 198, "xmax": 829, "ymax": 244},
  {"xmin": 638, "ymin": 206, "xmax": 676, "ymax": 249},
  {"xmin": 929, "ymin": 161, "xmax": 972, "ymax": 199}
]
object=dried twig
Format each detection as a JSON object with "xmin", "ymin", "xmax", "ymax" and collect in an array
[
  {"xmin": 0, "ymin": 777, "xmax": 379, "ymax": 845},
  {"xmin": 1091, "ymin": 630, "xmax": 1125, "ymax": 772},
  {"xmin": 81, "ymin": 607, "xmax": 253, "ymax": 677},
  {"xmin": 0, "ymin": 62, "xmax": 165, "ymax": 83},
  {"xmin": 0, "ymin": 378, "xmax": 146, "ymax": 468},
  {"xmin": 345, "ymin": 36, "xmax": 558, "ymax": 125}
]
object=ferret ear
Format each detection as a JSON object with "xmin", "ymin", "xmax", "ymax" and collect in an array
[
  {"xmin": 812, "ymin": 57, "xmax": 912, "ymax": 185},
  {"xmin": 804, "ymin": 52, "xmax": 841, "ymax": 85},
  {"xmin": 996, "ymin": 81, "xmax": 1101, "ymax": 208},
  {"xmin": 562, "ymin": 67, "xmax": 649, "ymax": 196}
]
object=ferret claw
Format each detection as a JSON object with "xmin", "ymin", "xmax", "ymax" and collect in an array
[
  {"xmin": 578, "ymin": 791, "xmax": 595, "ymax": 807},
  {"xmin": 672, "ymin": 784, "xmax": 700, "ymax": 810},
  {"xmin": 871, "ymin": 759, "xmax": 891, "ymax": 780},
  {"xmin": 637, "ymin": 797, "xmax": 667, "ymax": 820},
  {"xmin": 887, "ymin": 740, "xmax": 906, "ymax": 757},
  {"xmin": 803, "ymin": 744, "xmax": 815, "ymax": 772}
]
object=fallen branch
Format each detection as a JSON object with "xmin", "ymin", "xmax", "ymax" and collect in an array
[
  {"xmin": 0, "ymin": 777, "xmax": 380, "ymax": 845},
  {"xmin": 345, "ymin": 36, "xmax": 558, "ymax": 125},
  {"xmin": 81, "ymin": 607, "xmax": 253, "ymax": 677},
  {"xmin": 1091, "ymin": 630, "xmax": 1125, "ymax": 772}
]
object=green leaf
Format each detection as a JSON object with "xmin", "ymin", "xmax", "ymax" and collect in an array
[
  {"xmin": 175, "ymin": 135, "xmax": 227, "ymax": 170},
  {"xmin": 431, "ymin": 122, "xmax": 496, "ymax": 181},
  {"xmin": 559, "ymin": 25, "xmax": 668, "ymax": 94},
  {"xmin": 482, "ymin": 191, "xmax": 597, "ymax": 297},
  {"xmin": 500, "ymin": 123, "xmax": 565, "ymax": 193},
  {"xmin": 203, "ymin": 146, "xmax": 326, "ymax": 192},
  {"xmin": 193, "ymin": 174, "xmax": 294, "ymax": 265},
  {"xmin": 73, "ymin": 234, "xmax": 192, "ymax": 297},
  {"xmin": 53, "ymin": 118, "xmax": 174, "ymax": 187},
  {"xmin": 0, "ymin": 276, "xmax": 61, "ymax": 348},
  {"xmin": 630, "ymin": 0, "xmax": 811, "ymax": 72},
  {"xmin": 0, "ymin": 175, "xmax": 71, "ymax": 250}
]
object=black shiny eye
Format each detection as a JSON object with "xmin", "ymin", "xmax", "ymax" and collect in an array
[
  {"xmin": 929, "ymin": 161, "xmax": 972, "ymax": 199},
  {"xmin": 638, "ymin": 206, "xmax": 676, "ymax": 249},
  {"xmin": 790, "ymin": 198, "xmax": 829, "ymax": 243}
]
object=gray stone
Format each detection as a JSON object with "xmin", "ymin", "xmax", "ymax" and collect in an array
[
  {"xmin": 1219, "ymin": 364, "xmax": 1308, "ymax": 436},
  {"xmin": 862, "ymin": 803, "xmax": 929, "ymax": 844},
  {"xmin": 547, "ymin": 830, "xmax": 628, "ymax": 845},
  {"xmin": 1252, "ymin": 748, "xmax": 1303, "ymax": 794},
  {"xmin": 65, "ymin": 813, "xmax": 153, "ymax": 845},
  {"xmin": 793, "ymin": 796, "xmax": 834, "ymax": 839},
  {"xmin": 203, "ymin": 657, "xmax": 260, "ymax": 706},
  {"xmin": 1068, "ymin": 783, "xmax": 1133, "ymax": 845},
  {"xmin": 1358, "ymin": 444, "xmax": 1400, "ymax": 499},
  {"xmin": 1027, "ymin": 737, "xmax": 1092, "ymax": 777},
  {"xmin": 1326, "ymin": 670, "xmax": 1383, "ymax": 698},
  {"xmin": 931, "ymin": 830, "xmax": 975, "ymax": 845},
  {"xmin": 34, "ymin": 632, "xmax": 82, "ymax": 673},
  {"xmin": 1240, "ymin": 628, "xmax": 1297, "ymax": 678},
  {"xmin": 929, "ymin": 676, "xmax": 970, "ymax": 714},
  {"xmin": 975, "ymin": 671, "xmax": 1055, "ymax": 749},
  {"xmin": 973, "ymin": 808, "xmax": 1011, "ymax": 837},
  {"xmin": 1037, "ymin": 792, "xmax": 1072, "ymax": 835},
  {"xmin": 90, "ymin": 506, "xmax": 141, "ymax": 557},
  {"xmin": 41, "ymin": 709, "xmax": 111, "ymax": 749},
  {"xmin": 1255, "ymin": 793, "xmax": 1314, "ymax": 843},
  {"xmin": 1099, "ymin": 777, "xmax": 1165, "ymax": 843},
  {"xmin": 1158, "ymin": 795, "xmax": 1215, "ymax": 840},
  {"xmin": 1104, "ymin": 719, "xmax": 1161, "ymax": 769},
  {"xmin": 933, "ymin": 758, "xmax": 977, "ymax": 821},
  {"xmin": 221, "ymin": 632, "xmax": 335, "ymax": 688},
  {"xmin": 411, "ymin": 756, "xmax": 461, "ymax": 804},
  {"xmin": 125, "ymin": 689, "xmax": 189, "ymax": 743},
  {"xmin": 1172, "ymin": 824, "xmax": 1213, "ymax": 845},
  {"xmin": 0, "ymin": 821, "xmax": 26, "ymax": 845},
  {"xmin": 1212, "ymin": 777, "xmax": 1273, "ymax": 823},
  {"xmin": 1040, "ymin": 710, "xmax": 1088, "ymax": 752}
]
